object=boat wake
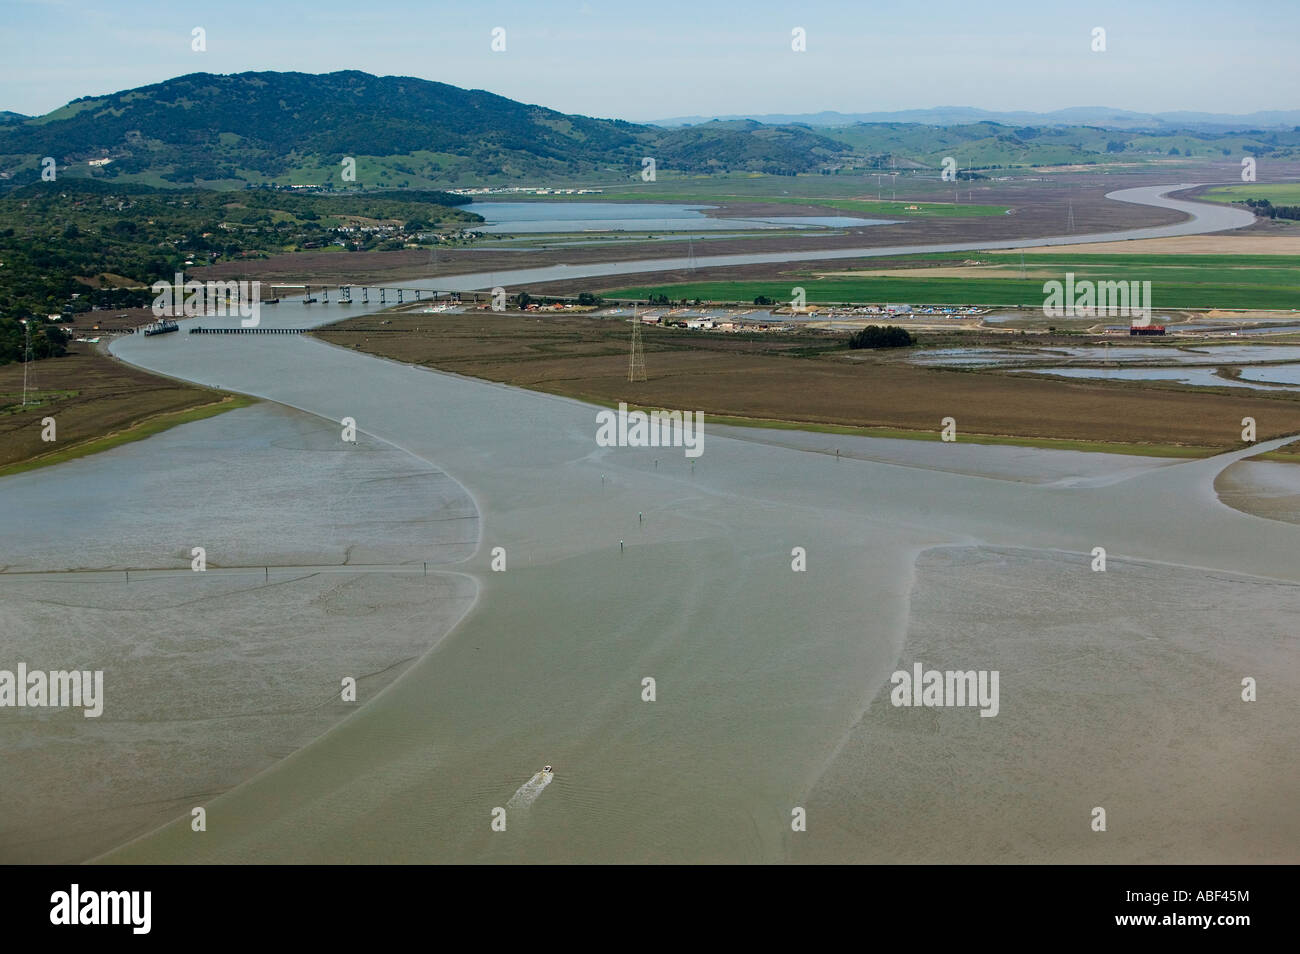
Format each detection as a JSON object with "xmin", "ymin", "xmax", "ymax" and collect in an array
[{"xmin": 505, "ymin": 767, "xmax": 554, "ymax": 816}]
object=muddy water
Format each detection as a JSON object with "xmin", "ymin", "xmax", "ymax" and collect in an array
[
  {"xmin": 4, "ymin": 184, "xmax": 1293, "ymax": 863},
  {"xmin": 88, "ymin": 318, "xmax": 1300, "ymax": 861}
]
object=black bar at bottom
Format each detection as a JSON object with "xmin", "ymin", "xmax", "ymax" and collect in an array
[{"xmin": 2, "ymin": 864, "xmax": 1283, "ymax": 941}]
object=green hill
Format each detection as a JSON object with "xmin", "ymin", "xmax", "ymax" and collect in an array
[
  {"xmin": 2, "ymin": 71, "xmax": 1295, "ymax": 189},
  {"xmin": 0, "ymin": 71, "xmax": 852, "ymax": 188}
]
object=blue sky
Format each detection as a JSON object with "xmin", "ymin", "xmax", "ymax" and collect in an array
[{"xmin": 3, "ymin": 0, "xmax": 1297, "ymax": 120}]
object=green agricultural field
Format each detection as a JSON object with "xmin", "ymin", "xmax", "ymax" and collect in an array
[
  {"xmin": 607, "ymin": 251, "xmax": 1300, "ymax": 309},
  {"xmin": 1202, "ymin": 183, "xmax": 1300, "ymax": 204},
  {"xmin": 969, "ymin": 253, "xmax": 1300, "ymax": 290},
  {"xmin": 857, "ymin": 250, "xmax": 1300, "ymax": 273},
  {"xmin": 973, "ymin": 252, "xmax": 1300, "ymax": 268}
]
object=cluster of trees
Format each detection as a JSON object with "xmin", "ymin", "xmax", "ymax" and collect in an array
[
  {"xmin": 0, "ymin": 317, "xmax": 68, "ymax": 365},
  {"xmin": 848, "ymin": 325, "xmax": 914, "ymax": 349},
  {"xmin": 0, "ymin": 217, "xmax": 168, "ymax": 319},
  {"xmin": 1240, "ymin": 197, "xmax": 1300, "ymax": 221},
  {"xmin": 514, "ymin": 291, "xmax": 604, "ymax": 309},
  {"xmin": 0, "ymin": 180, "xmax": 481, "ymax": 320}
]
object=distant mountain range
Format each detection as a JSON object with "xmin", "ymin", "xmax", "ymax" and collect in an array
[
  {"xmin": 0, "ymin": 72, "xmax": 1296, "ymax": 191},
  {"xmin": 649, "ymin": 106, "xmax": 1300, "ymax": 131}
]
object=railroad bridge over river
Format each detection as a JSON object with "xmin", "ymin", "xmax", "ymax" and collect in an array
[
  {"xmin": 264, "ymin": 283, "xmax": 480, "ymax": 305},
  {"xmin": 262, "ymin": 284, "xmax": 610, "ymax": 307}
]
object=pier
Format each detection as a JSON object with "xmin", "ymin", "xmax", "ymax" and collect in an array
[{"xmin": 189, "ymin": 326, "xmax": 305, "ymax": 334}]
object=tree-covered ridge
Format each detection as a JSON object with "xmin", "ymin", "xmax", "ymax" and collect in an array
[
  {"xmin": 655, "ymin": 120, "xmax": 848, "ymax": 176},
  {"xmin": 0, "ymin": 179, "xmax": 481, "ymax": 321},
  {"xmin": 7, "ymin": 71, "xmax": 636, "ymax": 164},
  {"xmin": 4, "ymin": 71, "xmax": 1290, "ymax": 189},
  {"xmin": 822, "ymin": 121, "xmax": 1300, "ymax": 169},
  {"xmin": 0, "ymin": 71, "xmax": 852, "ymax": 187},
  {"xmin": 0, "ymin": 71, "xmax": 641, "ymax": 185}
]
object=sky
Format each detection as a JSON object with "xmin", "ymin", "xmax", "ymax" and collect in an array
[{"xmin": 3, "ymin": 0, "xmax": 1298, "ymax": 121}]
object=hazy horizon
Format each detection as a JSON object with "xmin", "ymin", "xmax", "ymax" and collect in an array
[{"xmin": 3, "ymin": 0, "xmax": 1297, "ymax": 120}]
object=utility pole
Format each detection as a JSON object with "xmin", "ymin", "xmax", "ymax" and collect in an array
[{"xmin": 628, "ymin": 310, "xmax": 647, "ymax": 383}]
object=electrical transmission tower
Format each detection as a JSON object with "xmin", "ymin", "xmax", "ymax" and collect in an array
[
  {"xmin": 628, "ymin": 312, "xmax": 647, "ymax": 382},
  {"xmin": 21, "ymin": 321, "xmax": 32, "ymax": 408}
]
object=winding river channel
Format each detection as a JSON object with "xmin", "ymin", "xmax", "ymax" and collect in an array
[{"xmin": 2, "ymin": 185, "xmax": 1294, "ymax": 864}]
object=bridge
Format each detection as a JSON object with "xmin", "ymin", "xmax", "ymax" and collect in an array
[
  {"xmin": 265, "ymin": 284, "xmax": 492, "ymax": 306},
  {"xmin": 262, "ymin": 284, "xmax": 603, "ymax": 306}
]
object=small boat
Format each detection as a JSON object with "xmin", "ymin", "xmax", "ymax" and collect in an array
[
  {"xmin": 265, "ymin": 298, "xmax": 280, "ymax": 305},
  {"xmin": 543, "ymin": 764, "xmax": 553, "ymax": 774}
]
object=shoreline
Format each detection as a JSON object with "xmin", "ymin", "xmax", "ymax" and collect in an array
[
  {"xmin": 0, "ymin": 393, "xmax": 257, "ymax": 478},
  {"xmin": 492, "ymin": 394, "xmax": 1229, "ymax": 460},
  {"xmin": 0, "ymin": 338, "xmax": 258, "ymax": 477},
  {"xmin": 311, "ymin": 311, "xmax": 1300, "ymax": 458}
]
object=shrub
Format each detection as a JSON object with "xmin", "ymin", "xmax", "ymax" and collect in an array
[{"xmin": 847, "ymin": 325, "xmax": 914, "ymax": 349}]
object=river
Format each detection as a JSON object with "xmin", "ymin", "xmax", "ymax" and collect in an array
[{"xmin": 1, "ymin": 184, "xmax": 1294, "ymax": 863}]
